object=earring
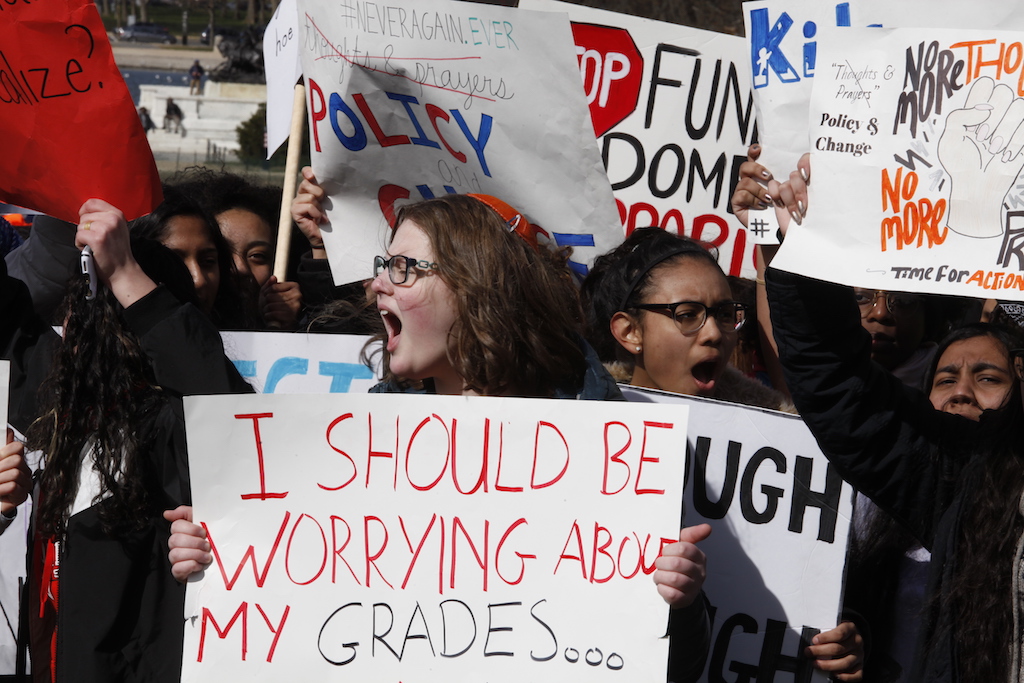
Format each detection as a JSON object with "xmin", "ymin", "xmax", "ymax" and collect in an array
[{"xmin": 635, "ymin": 346, "xmax": 641, "ymax": 353}]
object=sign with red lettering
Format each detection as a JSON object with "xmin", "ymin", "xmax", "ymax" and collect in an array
[
  {"xmin": 620, "ymin": 386, "xmax": 854, "ymax": 683},
  {"xmin": 0, "ymin": 0, "xmax": 162, "ymax": 223},
  {"xmin": 773, "ymin": 26, "xmax": 1024, "ymax": 300},
  {"xmin": 299, "ymin": 0, "xmax": 621, "ymax": 284},
  {"xmin": 571, "ymin": 23, "xmax": 642, "ymax": 137},
  {"xmin": 181, "ymin": 392, "xmax": 688, "ymax": 681},
  {"xmin": 522, "ymin": 0, "xmax": 763, "ymax": 277}
]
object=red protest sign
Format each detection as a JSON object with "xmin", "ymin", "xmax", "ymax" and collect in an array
[
  {"xmin": 571, "ymin": 22, "xmax": 643, "ymax": 138},
  {"xmin": 0, "ymin": 0, "xmax": 162, "ymax": 223}
]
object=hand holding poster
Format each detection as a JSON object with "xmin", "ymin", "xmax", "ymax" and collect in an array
[
  {"xmin": 621, "ymin": 387, "xmax": 854, "ymax": 683},
  {"xmin": 181, "ymin": 392, "xmax": 688, "ymax": 682},
  {"xmin": 772, "ymin": 26, "xmax": 1024, "ymax": 300},
  {"xmin": 0, "ymin": 0, "xmax": 162, "ymax": 222},
  {"xmin": 298, "ymin": 0, "xmax": 621, "ymax": 283}
]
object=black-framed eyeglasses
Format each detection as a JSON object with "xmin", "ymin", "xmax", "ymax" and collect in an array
[
  {"xmin": 1011, "ymin": 348, "xmax": 1024, "ymax": 381},
  {"xmin": 853, "ymin": 289, "xmax": 923, "ymax": 316},
  {"xmin": 633, "ymin": 300, "xmax": 747, "ymax": 334},
  {"xmin": 373, "ymin": 254, "xmax": 438, "ymax": 285}
]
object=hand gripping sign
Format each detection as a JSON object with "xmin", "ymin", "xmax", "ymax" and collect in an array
[{"xmin": 180, "ymin": 392, "xmax": 688, "ymax": 682}]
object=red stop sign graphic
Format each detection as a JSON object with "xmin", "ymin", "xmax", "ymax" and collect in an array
[{"xmin": 571, "ymin": 22, "xmax": 643, "ymax": 137}]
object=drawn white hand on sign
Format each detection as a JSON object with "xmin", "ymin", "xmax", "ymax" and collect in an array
[{"xmin": 940, "ymin": 76, "xmax": 1024, "ymax": 238}]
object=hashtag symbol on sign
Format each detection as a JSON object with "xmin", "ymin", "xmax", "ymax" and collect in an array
[{"xmin": 750, "ymin": 219, "xmax": 769, "ymax": 237}]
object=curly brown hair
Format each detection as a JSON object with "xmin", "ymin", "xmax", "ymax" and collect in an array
[{"xmin": 376, "ymin": 194, "xmax": 586, "ymax": 397}]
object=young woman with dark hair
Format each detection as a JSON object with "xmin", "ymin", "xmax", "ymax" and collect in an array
[
  {"xmin": 768, "ymin": 260, "xmax": 1024, "ymax": 683},
  {"xmin": 581, "ymin": 227, "xmax": 789, "ymax": 410},
  {"xmin": 131, "ymin": 184, "xmax": 255, "ymax": 329},
  {"xmin": 2, "ymin": 199, "xmax": 251, "ymax": 682},
  {"xmin": 845, "ymin": 321, "xmax": 1024, "ymax": 682},
  {"xmin": 173, "ymin": 167, "xmax": 304, "ymax": 329}
]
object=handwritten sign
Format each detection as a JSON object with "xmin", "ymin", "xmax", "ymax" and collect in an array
[
  {"xmin": 621, "ymin": 386, "xmax": 853, "ymax": 683},
  {"xmin": 298, "ymin": 0, "xmax": 621, "ymax": 283},
  {"xmin": 264, "ymin": 0, "xmax": 303, "ymax": 158},
  {"xmin": 220, "ymin": 331, "xmax": 378, "ymax": 393},
  {"xmin": 0, "ymin": 0, "xmax": 162, "ymax": 222},
  {"xmin": 522, "ymin": 0, "xmax": 763, "ymax": 274},
  {"xmin": 773, "ymin": 26, "xmax": 1024, "ymax": 300},
  {"xmin": 181, "ymin": 392, "xmax": 687, "ymax": 682}
]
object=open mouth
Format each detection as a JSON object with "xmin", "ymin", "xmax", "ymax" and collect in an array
[
  {"xmin": 381, "ymin": 309, "xmax": 402, "ymax": 352},
  {"xmin": 692, "ymin": 359, "xmax": 718, "ymax": 392}
]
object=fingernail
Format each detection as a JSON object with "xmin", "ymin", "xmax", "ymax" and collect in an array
[
  {"xmin": 791, "ymin": 211, "xmax": 802, "ymax": 226},
  {"xmin": 751, "ymin": 144, "xmax": 760, "ymax": 151},
  {"xmin": 977, "ymin": 123, "xmax": 990, "ymax": 140},
  {"xmin": 761, "ymin": 170, "xmax": 772, "ymax": 180},
  {"xmin": 758, "ymin": 201, "xmax": 769, "ymax": 210},
  {"xmin": 764, "ymin": 193, "xmax": 773, "ymax": 203},
  {"xmin": 798, "ymin": 200, "xmax": 806, "ymax": 216},
  {"xmin": 975, "ymin": 103, "xmax": 994, "ymax": 111},
  {"xmin": 801, "ymin": 167, "xmax": 809, "ymax": 183}
]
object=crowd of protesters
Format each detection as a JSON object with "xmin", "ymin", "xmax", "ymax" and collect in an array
[{"xmin": 0, "ymin": 46, "xmax": 1023, "ymax": 683}]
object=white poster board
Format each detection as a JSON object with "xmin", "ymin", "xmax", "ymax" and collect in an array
[
  {"xmin": 264, "ymin": 0, "xmax": 303, "ymax": 158},
  {"xmin": 773, "ymin": 26, "xmax": 1024, "ymax": 300},
  {"xmin": 220, "ymin": 331, "xmax": 378, "ymax": 393},
  {"xmin": 299, "ymin": 0, "xmax": 622, "ymax": 283},
  {"xmin": 181, "ymin": 392, "xmax": 688, "ymax": 682},
  {"xmin": 521, "ymin": 1, "xmax": 763, "ymax": 273},
  {"xmin": 621, "ymin": 386, "xmax": 854, "ymax": 683}
]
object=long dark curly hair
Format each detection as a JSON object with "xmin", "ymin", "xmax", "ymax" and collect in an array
[
  {"xmin": 27, "ymin": 241, "xmax": 196, "ymax": 539},
  {"xmin": 376, "ymin": 194, "xmax": 585, "ymax": 397}
]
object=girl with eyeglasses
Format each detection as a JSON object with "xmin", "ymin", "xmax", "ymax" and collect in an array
[
  {"xmin": 581, "ymin": 227, "xmax": 790, "ymax": 410},
  {"xmin": 169, "ymin": 177, "xmax": 714, "ymax": 683}
]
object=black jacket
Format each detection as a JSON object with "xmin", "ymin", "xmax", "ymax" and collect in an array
[
  {"xmin": 2, "ymin": 268, "xmax": 251, "ymax": 682},
  {"xmin": 766, "ymin": 267, "xmax": 993, "ymax": 683}
]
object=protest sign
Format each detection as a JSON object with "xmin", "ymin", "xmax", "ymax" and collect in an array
[
  {"xmin": 522, "ymin": 0, "xmax": 763, "ymax": 274},
  {"xmin": 264, "ymin": 0, "xmax": 304, "ymax": 158},
  {"xmin": 0, "ymin": 0, "xmax": 162, "ymax": 223},
  {"xmin": 772, "ymin": 26, "xmax": 1024, "ymax": 300},
  {"xmin": 220, "ymin": 331, "xmax": 379, "ymax": 393},
  {"xmin": 0, "ymin": 361, "xmax": 27, "ymax": 677},
  {"xmin": 298, "ymin": 0, "xmax": 621, "ymax": 283},
  {"xmin": 181, "ymin": 392, "xmax": 687, "ymax": 682},
  {"xmin": 621, "ymin": 386, "xmax": 854, "ymax": 683},
  {"xmin": 742, "ymin": 1, "xmax": 1024, "ymax": 243}
]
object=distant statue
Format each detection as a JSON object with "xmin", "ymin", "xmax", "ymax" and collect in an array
[{"xmin": 209, "ymin": 27, "xmax": 265, "ymax": 84}]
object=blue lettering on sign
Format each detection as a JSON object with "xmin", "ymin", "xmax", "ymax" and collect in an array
[
  {"xmin": 451, "ymin": 110, "xmax": 493, "ymax": 177},
  {"xmin": 232, "ymin": 358, "xmax": 375, "ymax": 393},
  {"xmin": 232, "ymin": 360, "xmax": 257, "ymax": 378},
  {"xmin": 265, "ymin": 357, "xmax": 309, "ymax": 393},
  {"xmin": 552, "ymin": 232, "xmax": 595, "ymax": 278},
  {"xmin": 387, "ymin": 92, "xmax": 442, "ymax": 149},
  {"xmin": 750, "ymin": 3, "xmax": 852, "ymax": 88},
  {"xmin": 319, "ymin": 361, "xmax": 375, "ymax": 392},
  {"xmin": 330, "ymin": 93, "xmax": 368, "ymax": 151},
  {"xmin": 749, "ymin": 8, "xmax": 799, "ymax": 88},
  {"xmin": 416, "ymin": 184, "xmax": 458, "ymax": 199}
]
